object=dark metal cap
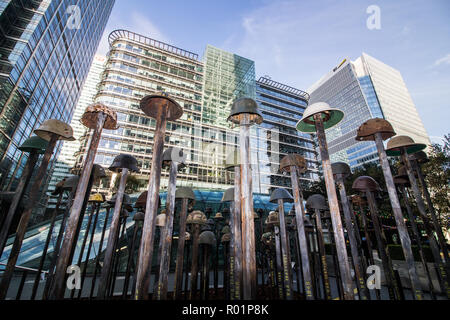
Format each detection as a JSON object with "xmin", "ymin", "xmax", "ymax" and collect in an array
[
  {"xmin": 139, "ymin": 93, "xmax": 183, "ymax": 121},
  {"xmin": 331, "ymin": 162, "xmax": 351, "ymax": 178},
  {"xmin": 18, "ymin": 136, "xmax": 49, "ymax": 154},
  {"xmin": 386, "ymin": 135, "xmax": 427, "ymax": 157},
  {"xmin": 409, "ymin": 151, "xmax": 429, "ymax": 164},
  {"xmin": 221, "ymin": 225, "xmax": 231, "ymax": 234},
  {"xmin": 221, "ymin": 233, "xmax": 231, "ymax": 243},
  {"xmin": 34, "ymin": 119, "xmax": 75, "ymax": 141},
  {"xmin": 227, "ymin": 97, "xmax": 263, "ymax": 125},
  {"xmin": 108, "ymin": 193, "xmax": 134, "ymax": 211},
  {"xmin": 81, "ymin": 103, "xmax": 118, "ymax": 130},
  {"xmin": 306, "ymin": 194, "xmax": 327, "ymax": 210},
  {"xmin": 265, "ymin": 211, "xmax": 279, "ymax": 226},
  {"xmin": 175, "ymin": 187, "xmax": 196, "ymax": 204},
  {"xmin": 280, "ymin": 154, "xmax": 307, "ymax": 173},
  {"xmin": 93, "ymin": 164, "xmax": 107, "ymax": 179},
  {"xmin": 221, "ymin": 187, "xmax": 234, "ymax": 202},
  {"xmin": 270, "ymin": 188, "xmax": 294, "ymax": 203},
  {"xmin": 133, "ymin": 211, "xmax": 145, "ymax": 221},
  {"xmin": 162, "ymin": 147, "xmax": 187, "ymax": 169},
  {"xmin": 134, "ymin": 191, "xmax": 161, "ymax": 209},
  {"xmin": 186, "ymin": 210, "xmax": 207, "ymax": 225},
  {"xmin": 63, "ymin": 175, "xmax": 80, "ymax": 190},
  {"xmin": 352, "ymin": 176, "xmax": 382, "ymax": 192},
  {"xmin": 52, "ymin": 178, "xmax": 67, "ymax": 195},
  {"xmin": 109, "ymin": 154, "xmax": 140, "ymax": 173},
  {"xmin": 199, "ymin": 230, "xmax": 216, "ymax": 246},
  {"xmin": 356, "ymin": 118, "xmax": 396, "ymax": 141}
]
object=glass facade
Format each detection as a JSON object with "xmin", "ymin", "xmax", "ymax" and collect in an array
[
  {"xmin": 0, "ymin": 0, "xmax": 115, "ymax": 198},
  {"xmin": 255, "ymin": 77, "xmax": 318, "ymax": 193},
  {"xmin": 308, "ymin": 53, "xmax": 431, "ymax": 170}
]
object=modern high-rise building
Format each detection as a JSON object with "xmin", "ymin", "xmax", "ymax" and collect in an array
[
  {"xmin": 48, "ymin": 54, "xmax": 106, "ymax": 196},
  {"xmin": 308, "ymin": 53, "xmax": 430, "ymax": 169},
  {"xmin": 74, "ymin": 30, "xmax": 318, "ymax": 196},
  {"xmin": 255, "ymin": 77, "xmax": 318, "ymax": 191},
  {"xmin": 0, "ymin": 0, "xmax": 115, "ymax": 192}
]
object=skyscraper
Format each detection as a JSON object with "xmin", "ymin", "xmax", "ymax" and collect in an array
[
  {"xmin": 0, "ymin": 0, "xmax": 115, "ymax": 191},
  {"xmin": 74, "ymin": 30, "xmax": 318, "ymax": 196},
  {"xmin": 308, "ymin": 53, "xmax": 430, "ymax": 169},
  {"xmin": 48, "ymin": 54, "xmax": 106, "ymax": 196}
]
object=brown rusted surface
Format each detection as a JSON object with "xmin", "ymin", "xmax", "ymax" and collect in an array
[
  {"xmin": 277, "ymin": 199, "xmax": 294, "ymax": 299},
  {"xmin": 0, "ymin": 151, "xmax": 38, "ymax": 257},
  {"xmin": 232, "ymin": 167, "xmax": 242, "ymax": 299},
  {"xmin": 189, "ymin": 224, "xmax": 201, "ymax": 299},
  {"xmin": 48, "ymin": 112, "xmax": 106, "ymax": 300},
  {"xmin": 290, "ymin": 167, "xmax": 314, "ymax": 299},
  {"xmin": 313, "ymin": 113, "xmax": 354, "ymax": 300},
  {"xmin": 156, "ymin": 161, "xmax": 179, "ymax": 300},
  {"xmin": 139, "ymin": 93, "xmax": 183, "ymax": 121},
  {"xmin": 81, "ymin": 103, "xmax": 118, "ymax": 130},
  {"xmin": 335, "ymin": 174, "xmax": 370, "ymax": 300},
  {"xmin": 134, "ymin": 105, "xmax": 168, "ymax": 300},
  {"xmin": 356, "ymin": 118, "xmax": 396, "ymax": 141},
  {"xmin": 0, "ymin": 134, "xmax": 58, "ymax": 299},
  {"xmin": 97, "ymin": 168, "xmax": 129, "ymax": 299},
  {"xmin": 374, "ymin": 133, "xmax": 423, "ymax": 300},
  {"xmin": 173, "ymin": 198, "xmax": 189, "ymax": 300},
  {"xmin": 313, "ymin": 208, "xmax": 332, "ymax": 300},
  {"xmin": 280, "ymin": 154, "xmax": 306, "ymax": 173}
]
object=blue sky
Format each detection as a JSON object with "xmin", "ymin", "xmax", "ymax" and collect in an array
[{"xmin": 97, "ymin": 0, "xmax": 450, "ymax": 144}]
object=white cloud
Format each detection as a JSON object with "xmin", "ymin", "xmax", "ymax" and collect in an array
[{"xmin": 433, "ymin": 54, "xmax": 450, "ymax": 67}]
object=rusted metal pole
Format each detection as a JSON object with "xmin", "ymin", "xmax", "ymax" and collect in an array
[
  {"xmin": 239, "ymin": 113, "xmax": 257, "ymax": 300},
  {"xmin": 173, "ymin": 198, "xmax": 188, "ymax": 300},
  {"xmin": 109, "ymin": 213, "xmax": 128, "ymax": 297},
  {"xmin": 290, "ymin": 167, "xmax": 314, "ymax": 299},
  {"xmin": 71, "ymin": 203, "xmax": 96, "ymax": 299},
  {"xmin": 273, "ymin": 225, "xmax": 285, "ymax": 299},
  {"xmin": 49, "ymin": 113, "xmax": 106, "ymax": 299},
  {"xmin": 277, "ymin": 199, "xmax": 294, "ymax": 299},
  {"xmin": 78, "ymin": 202, "xmax": 101, "ymax": 299},
  {"xmin": 223, "ymin": 240, "xmax": 230, "ymax": 298},
  {"xmin": 0, "ymin": 151, "xmax": 39, "ymax": 257},
  {"xmin": 365, "ymin": 190, "xmax": 401, "ymax": 300},
  {"xmin": 42, "ymin": 189, "xmax": 75, "ymax": 299},
  {"xmin": 400, "ymin": 150, "xmax": 450, "ymax": 298},
  {"xmin": 183, "ymin": 240, "xmax": 191, "ymax": 299},
  {"xmin": 0, "ymin": 134, "xmax": 58, "ymax": 299},
  {"xmin": 97, "ymin": 167, "xmax": 129, "ymax": 299},
  {"xmin": 374, "ymin": 133, "xmax": 423, "ymax": 299},
  {"xmin": 412, "ymin": 159, "xmax": 449, "ymax": 265},
  {"xmin": 122, "ymin": 215, "xmax": 141, "ymax": 299},
  {"xmin": 313, "ymin": 113, "xmax": 354, "ymax": 300},
  {"xmin": 335, "ymin": 176, "xmax": 370, "ymax": 300},
  {"xmin": 135, "ymin": 107, "xmax": 168, "ymax": 300},
  {"xmin": 88, "ymin": 205, "xmax": 111, "ymax": 299},
  {"xmin": 200, "ymin": 244, "xmax": 211, "ymax": 300},
  {"xmin": 233, "ymin": 167, "xmax": 242, "ymax": 299},
  {"xmin": 189, "ymin": 224, "xmax": 201, "ymax": 299},
  {"xmin": 313, "ymin": 209, "xmax": 332, "ymax": 300},
  {"xmin": 397, "ymin": 185, "xmax": 436, "ymax": 299},
  {"xmin": 156, "ymin": 161, "xmax": 178, "ymax": 300},
  {"xmin": 30, "ymin": 191, "xmax": 64, "ymax": 300}
]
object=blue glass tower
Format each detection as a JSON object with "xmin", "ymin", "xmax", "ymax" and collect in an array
[{"xmin": 0, "ymin": 0, "xmax": 115, "ymax": 190}]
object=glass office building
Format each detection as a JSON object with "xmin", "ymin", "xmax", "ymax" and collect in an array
[
  {"xmin": 48, "ymin": 54, "xmax": 106, "ymax": 200},
  {"xmin": 308, "ymin": 53, "xmax": 430, "ymax": 169},
  {"xmin": 74, "ymin": 31, "xmax": 318, "ymax": 196},
  {"xmin": 0, "ymin": 0, "xmax": 115, "ymax": 195},
  {"xmin": 255, "ymin": 77, "xmax": 318, "ymax": 192}
]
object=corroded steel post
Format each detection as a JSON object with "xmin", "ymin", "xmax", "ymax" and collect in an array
[
  {"xmin": 189, "ymin": 224, "xmax": 201, "ymax": 299},
  {"xmin": 313, "ymin": 209, "xmax": 332, "ymax": 300},
  {"xmin": 156, "ymin": 161, "xmax": 178, "ymax": 300},
  {"xmin": 273, "ymin": 224, "xmax": 284, "ymax": 299},
  {"xmin": 289, "ymin": 167, "xmax": 314, "ymax": 299},
  {"xmin": 373, "ymin": 133, "xmax": 423, "ymax": 299},
  {"xmin": 0, "ymin": 151, "xmax": 39, "ymax": 257},
  {"xmin": 97, "ymin": 168, "xmax": 129, "ymax": 299},
  {"xmin": 313, "ymin": 113, "xmax": 354, "ymax": 299},
  {"xmin": 239, "ymin": 113, "xmax": 257, "ymax": 299},
  {"xmin": 334, "ymin": 174, "xmax": 369, "ymax": 300},
  {"xmin": 174, "ymin": 198, "xmax": 189, "ymax": 299},
  {"xmin": 233, "ymin": 169, "xmax": 242, "ymax": 300},
  {"xmin": 49, "ymin": 106, "xmax": 114, "ymax": 299},
  {"xmin": 0, "ymin": 134, "xmax": 58, "ymax": 299},
  {"xmin": 277, "ymin": 199, "xmax": 294, "ymax": 299}
]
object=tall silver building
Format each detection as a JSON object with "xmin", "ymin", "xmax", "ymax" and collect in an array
[{"xmin": 308, "ymin": 53, "xmax": 431, "ymax": 169}]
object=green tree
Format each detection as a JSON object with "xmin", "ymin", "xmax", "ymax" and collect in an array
[{"xmin": 421, "ymin": 134, "xmax": 450, "ymax": 229}]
